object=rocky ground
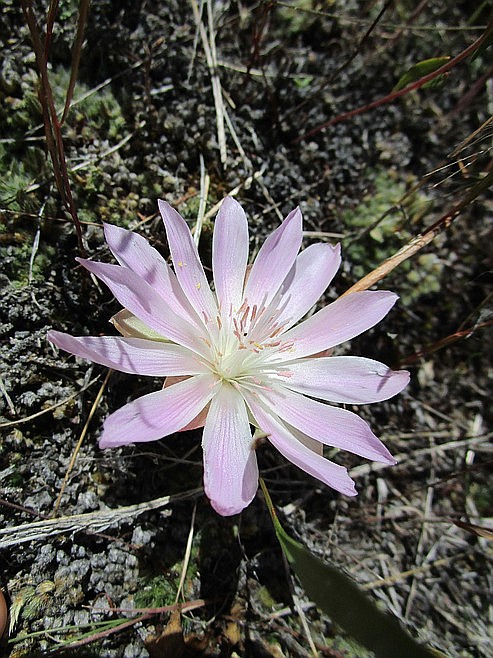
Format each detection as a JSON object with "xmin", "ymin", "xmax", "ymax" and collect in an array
[{"xmin": 0, "ymin": 1, "xmax": 492, "ymax": 656}]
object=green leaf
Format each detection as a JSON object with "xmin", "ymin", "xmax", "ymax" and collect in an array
[
  {"xmin": 393, "ymin": 57, "xmax": 450, "ymax": 91},
  {"xmin": 260, "ymin": 479, "xmax": 447, "ymax": 658}
]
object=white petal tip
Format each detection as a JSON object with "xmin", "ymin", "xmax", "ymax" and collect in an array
[
  {"xmin": 221, "ymin": 196, "xmax": 242, "ymax": 210},
  {"xmin": 209, "ymin": 499, "xmax": 247, "ymax": 516},
  {"xmin": 157, "ymin": 198, "xmax": 173, "ymax": 214}
]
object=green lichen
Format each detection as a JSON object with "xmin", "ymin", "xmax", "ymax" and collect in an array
[
  {"xmin": 49, "ymin": 67, "xmax": 126, "ymax": 140},
  {"xmin": 469, "ymin": 482, "xmax": 493, "ymax": 516},
  {"xmin": 0, "ymin": 67, "xmax": 126, "ymax": 222},
  {"xmin": 134, "ymin": 574, "xmax": 177, "ymax": 609},
  {"xmin": 135, "ymin": 540, "xmax": 200, "ymax": 609},
  {"xmin": 342, "ymin": 169, "xmax": 442, "ymax": 303},
  {"xmin": 0, "ymin": 144, "xmax": 47, "ymax": 213},
  {"xmin": 0, "ymin": 230, "xmax": 56, "ymax": 288},
  {"xmin": 276, "ymin": 0, "xmax": 321, "ymax": 36}
]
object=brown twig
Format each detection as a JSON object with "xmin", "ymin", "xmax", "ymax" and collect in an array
[
  {"xmin": 342, "ymin": 164, "xmax": 493, "ymax": 295},
  {"xmin": 61, "ymin": 0, "xmax": 91, "ymax": 125},
  {"xmin": 20, "ymin": 0, "xmax": 87, "ymax": 256},
  {"xmin": 398, "ymin": 320, "xmax": 493, "ymax": 367},
  {"xmin": 296, "ymin": 17, "xmax": 493, "ymax": 142},
  {"xmin": 46, "ymin": 599, "xmax": 206, "ymax": 653}
]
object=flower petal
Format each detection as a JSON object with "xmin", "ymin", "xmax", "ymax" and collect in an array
[
  {"xmin": 104, "ymin": 223, "xmax": 201, "ymax": 328},
  {"xmin": 244, "ymin": 207, "xmax": 303, "ymax": 310},
  {"xmin": 100, "ymin": 374, "xmax": 217, "ymax": 448},
  {"xmin": 104, "ymin": 223, "xmax": 171, "ymax": 292},
  {"xmin": 77, "ymin": 258, "xmax": 206, "ymax": 356},
  {"xmin": 212, "ymin": 197, "xmax": 249, "ymax": 313},
  {"xmin": 270, "ymin": 242, "xmax": 341, "ymax": 332},
  {"xmin": 248, "ymin": 385, "xmax": 395, "ymax": 463},
  {"xmin": 247, "ymin": 398, "xmax": 356, "ymax": 495},
  {"xmin": 158, "ymin": 200, "xmax": 218, "ymax": 324},
  {"xmin": 202, "ymin": 383, "xmax": 258, "ymax": 516},
  {"xmin": 282, "ymin": 290, "xmax": 398, "ymax": 359},
  {"xmin": 278, "ymin": 356, "xmax": 410, "ymax": 403},
  {"xmin": 48, "ymin": 330, "xmax": 208, "ymax": 376}
]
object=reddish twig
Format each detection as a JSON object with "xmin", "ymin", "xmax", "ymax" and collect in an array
[
  {"xmin": 342, "ymin": 163, "xmax": 493, "ymax": 295},
  {"xmin": 296, "ymin": 17, "xmax": 493, "ymax": 142},
  {"xmin": 47, "ymin": 599, "xmax": 206, "ymax": 653},
  {"xmin": 61, "ymin": 0, "xmax": 91, "ymax": 125},
  {"xmin": 398, "ymin": 320, "xmax": 493, "ymax": 367},
  {"xmin": 20, "ymin": 0, "xmax": 86, "ymax": 256}
]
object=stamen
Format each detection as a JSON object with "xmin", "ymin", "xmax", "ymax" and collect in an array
[
  {"xmin": 269, "ymin": 325, "xmax": 285, "ymax": 338},
  {"xmin": 237, "ymin": 299, "xmax": 248, "ymax": 317},
  {"xmin": 279, "ymin": 341, "xmax": 295, "ymax": 352},
  {"xmin": 276, "ymin": 370, "xmax": 293, "ymax": 378},
  {"xmin": 240, "ymin": 304, "xmax": 250, "ymax": 331},
  {"xmin": 233, "ymin": 317, "xmax": 241, "ymax": 339}
]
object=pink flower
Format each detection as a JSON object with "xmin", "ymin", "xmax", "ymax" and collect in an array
[{"xmin": 48, "ymin": 197, "xmax": 409, "ymax": 516}]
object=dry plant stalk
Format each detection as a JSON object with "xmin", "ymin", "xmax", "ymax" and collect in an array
[
  {"xmin": 343, "ymin": 166, "xmax": 493, "ymax": 295},
  {"xmin": 20, "ymin": 0, "xmax": 89, "ymax": 255}
]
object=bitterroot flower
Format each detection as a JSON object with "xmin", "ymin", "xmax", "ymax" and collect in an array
[{"xmin": 48, "ymin": 197, "xmax": 409, "ymax": 515}]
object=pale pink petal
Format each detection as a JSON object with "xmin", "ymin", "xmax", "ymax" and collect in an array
[
  {"xmin": 249, "ymin": 385, "xmax": 395, "ymax": 463},
  {"xmin": 244, "ymin": 207, "xmax": 303, "ymax": 310},
  {"xmin": 163, "ymin": 376, "xmax": 209, "ymax": 431},
  {"xmin": 281, "ymin": 290, "xmax": 398, "ymax": 359},
  {"xmin": 77, "ymin": 258, "xmax": 206, "ymax": 356},
  {"xmin": 267, "ymin": 242, "xmax": 341, "ymax": 332},
  {"xmin": 100, "ymin": 374, "xmax": 217, "ymax": 448},
  {"xmin": 104, "ymin": 223, "xmax": 201, "ymax": 328},
  {"xmin": 158, "ymin": 200, "xmax": 218, "ymax": 324},
  {"xmin": 104, "ymin": 223, "xmax": 172, "ymax": 292},
  {"xmin": 212, "ymin": 197, "xmax": 249, "ymax": 313},
  {"xmin": 48, "ymin": 330, "xmax": 208, "ymax": 376},
  {"xmin": 278, "ymin": 356, "xmax": 410, "ymax": 403},
  {"xmin": 247, "ymin": 398, "xmax": 356, "ymax": 495},
  {"xmin": 202, "ymin": 383, "xmax": 258, "ymax": 516}
]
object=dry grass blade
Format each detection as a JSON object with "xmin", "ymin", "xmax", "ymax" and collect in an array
[
  {"xmin": 60, "ymin": 0, "xmax": 91, "ymax": 125},
  {"xmin": 0, "ymin": 375, "xmax": 100, "ymax": 428},
  {"xmin": 175, "ymin": 503, "xmax": 197, "ymax": 603},
  {"xmin": 0, "ymin": 488, "xmax": 202, "ymax": 549},
  {"xmin": 349, "ymin": 432, "xmax": 493, "ymax": 479},
  {"xmin": 20, "ymin": 0, "xmax": 86, "ymax": 255},
  {"xmin": 343, "ymin": 165, "xmax": 493, "ymax": 295},
  {"xmin": 190, "ymin": 0, "xmax": 227, "ymax": 164},
  {"xmin": 362, "ymin": 554, "xmax": 467, "ymax": 590},
  {"xmin": 52, "ymin": 369, "xmax": 112, "ymax": 517},
  {"xmin": 0, "ymin": 375, "xmax": 16, "ymax": 416},
  {"xmin": 453, "ymin": 520, "xmax": 493, "ymax": 541}
]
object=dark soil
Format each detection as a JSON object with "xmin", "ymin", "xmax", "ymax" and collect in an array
[{"xmin": 1, "ymin": 1, "xmax": 492, "ymax": 657}]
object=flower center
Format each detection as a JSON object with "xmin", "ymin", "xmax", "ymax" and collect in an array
[{"xmin": 205, "ymin": 298, "xmax": 295, "ymax": 387}]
